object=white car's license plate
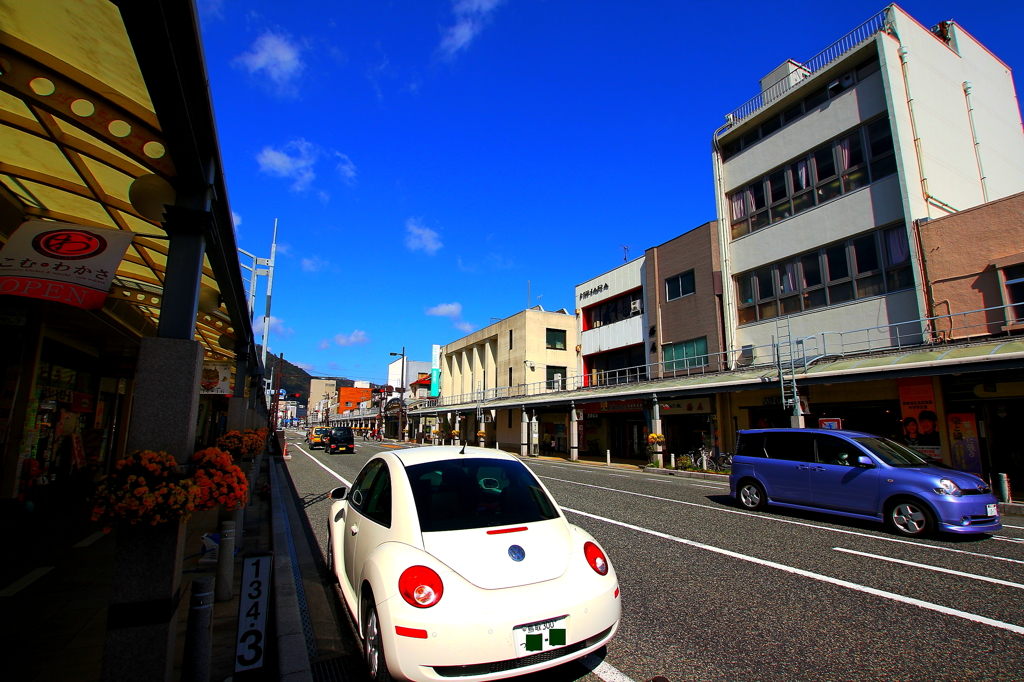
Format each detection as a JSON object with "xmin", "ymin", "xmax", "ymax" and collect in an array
[
  {"xmin": 987, "ymin": 503, "xmax": 998, "ymax": 516},
  {"xmin": 513, "ymin": 616, "xmax": 568, "ymax": 656}
]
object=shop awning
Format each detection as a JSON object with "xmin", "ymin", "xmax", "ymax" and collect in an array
[{"xmin": 0, "ymin": 0, "xmax": 252, "ymax": 363}]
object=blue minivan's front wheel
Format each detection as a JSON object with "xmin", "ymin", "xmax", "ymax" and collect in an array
[
  {"xmin": 738, "ymin": 480, "xmax": 767, "ymax": 511},
  {"xmin": 887, "ymin": 499, "xmax": 935, "ymax": 537}
]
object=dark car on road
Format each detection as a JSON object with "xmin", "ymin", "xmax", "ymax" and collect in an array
[
  {"xmin": 325, "ymin": 426, "xmax": 355, "ymax": 454},
  {"xmin": 729, "ymin": 428, "xmax": 1001, "ymax": 537}
]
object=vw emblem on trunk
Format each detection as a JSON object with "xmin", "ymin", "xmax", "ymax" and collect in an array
[{"xmin": 508, "ymin": 545, "xmax": 525, "ymax": 562}]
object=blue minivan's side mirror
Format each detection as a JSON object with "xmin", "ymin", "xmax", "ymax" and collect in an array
[
  {"xmin": 330, "ymin": 486, "xmax": 348, "ymax": 500},
  {"xmin": 857, "ymin": 455, "xmax": 875, "ymax": 468}
]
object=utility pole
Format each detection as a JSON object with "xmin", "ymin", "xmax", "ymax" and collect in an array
[{"xmin": 260, "ymin": 219, "xmax": 278, "ymax": 377}]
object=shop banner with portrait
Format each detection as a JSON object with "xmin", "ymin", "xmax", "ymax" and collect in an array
[
  {"xmin": 0, "ymin": 219, "xmax": 135, "ymax": 310},
  {"xmin": 897, "ymin": 377, "xmax": 942, "ymax": 458},
  {"xmin": 947, "ymin": 413, "xmax": 983, "ymax": 475}
]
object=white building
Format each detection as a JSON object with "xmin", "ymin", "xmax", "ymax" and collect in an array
[
  {"xmin": 574, "ymin": 257, "xmax": 647, "ymax": 385},
  {"xmin": 712, "ymin": 6, "xmax": 1024, "ymax": 362},
  {"xmin": 387, "ymin": 358, "xmax": 431, "ymax": 395}
]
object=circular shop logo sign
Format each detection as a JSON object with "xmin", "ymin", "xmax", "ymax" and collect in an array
[{"xmin": 31, "ymin": 229, "xmax": 107, "ymax": 261}]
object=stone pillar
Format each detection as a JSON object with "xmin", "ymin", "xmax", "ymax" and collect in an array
[
  {"xmin": 530, "ymin": 411, "xmax": 539, "ymax": 457},
  {"xmin": 102, "ymin": 337, "xmax": 205, "ymax": 682},
  {"xmin": 651, "ymin": 398, "xmax": 663, "ymax": 468}
]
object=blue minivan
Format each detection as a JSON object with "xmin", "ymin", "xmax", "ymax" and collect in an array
[{"xmin": 729, "ymin": 429, "xmax": 1001, "ymax": 537}]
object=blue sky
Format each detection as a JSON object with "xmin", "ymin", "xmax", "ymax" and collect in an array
[{"xmin": 195, "ymin": 0, "xmax": 1024, "ymax": 384}]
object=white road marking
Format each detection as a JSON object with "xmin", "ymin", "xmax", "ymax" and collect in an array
[
  {"xmin": 832, "ymin": 547, "xmax": 1024, "ymax": 589},
  {"xmin": 579, "ymin": 653, "xmax": 636, "ymax": 682},
  {"xmin": 607, "ymin": 474, "xmax": 629, "ymax": 478},
  {"xmin": 691, "ymin": 483, "xmax": 728, "ymax": 489},
  {"xmin": 73, "ymin": 531, "xmax": 107, "ymax": 548},
  {"xmin": 563, "ymin": 507, "xmax": 1024, "ymax": 636},
  {"xmin": 539, "ymin": 476, "xmax": 1024, "ymax": 565},
  {"xmin": 994, "ymin": 536, "xmax": 1024, "ymax": 544},
  {"xmin": 0, "ymin": 567, "xmax": 54, "ymax": 596},
  {"xmin": 1001, "ymin": 524, "xmax": 1023, "ymax": 529},
  {"xmin": 291, "ymin": 442, "xmax": 352, "ymax": 486}
]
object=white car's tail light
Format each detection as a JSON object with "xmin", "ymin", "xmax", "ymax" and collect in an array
[
  {"xmin": 399, "ymin": 566, "xmax": 444, "ymax": 608},
  {"xmin": 584, "ymin": 541, "xmax": 609, "ymax": 576}
]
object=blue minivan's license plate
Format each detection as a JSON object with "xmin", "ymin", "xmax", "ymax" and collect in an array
[{"xmin": 987, "ymin": 503, "xmax": 998, "ymax": 516}]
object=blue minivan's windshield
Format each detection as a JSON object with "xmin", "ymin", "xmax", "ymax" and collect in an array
[
  {"xmin": 853, "ymin": 437, "xmax": 930, "ymax": 467},
  {"xmin": 405, "ymin": 457, "xmax": 559, "ymax": 532}
]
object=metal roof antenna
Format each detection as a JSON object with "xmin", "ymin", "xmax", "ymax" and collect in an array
[
  {"xmin": 459, "ymin": 441, "xmax": 467, "ymax": 455},
  {"xmin": 621, "ymin": 245, "xmax": 630, "ymax": 262}
]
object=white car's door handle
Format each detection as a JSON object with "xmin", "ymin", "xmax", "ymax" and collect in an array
[{"xmin": 350, "ymin": 524, "xmax": 359, "ymax": 535}]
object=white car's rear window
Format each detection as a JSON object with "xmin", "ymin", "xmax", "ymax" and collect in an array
[{"xmin": 404, "ymin": 458, "xmax": 559, "ymax": 532}]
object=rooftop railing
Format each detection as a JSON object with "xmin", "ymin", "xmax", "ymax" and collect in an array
[
  {"xmin": 403, "ymin": 302, "xmax": 1021, "ymax": 411},
  {"xmin": 720, "ymin": 8, "xmax": 890, "ymax": 129}
]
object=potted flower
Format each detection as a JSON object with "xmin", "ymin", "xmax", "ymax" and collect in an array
[
  {"xmin": 476, "ymin": 430, "xmax": 487, "ymax": 446},
  {"xmin": 192, "ymin": 447, "xmax": 249, "ymax": 511},
  {"xmin": 646, "ymin": 433, "xmax": 665, "ymax": 467},
  {"xmin": 90, "ymin": 450, "xmax": 197, "ymax": 531}
]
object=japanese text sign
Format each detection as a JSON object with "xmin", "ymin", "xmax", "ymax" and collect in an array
[{"xmin": 0, "ymin": 219, "xmax": 135, "ymax": 310}]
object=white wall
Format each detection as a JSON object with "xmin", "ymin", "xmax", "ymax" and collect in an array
[
  {"xmin": 735, "ymin": 289, "xmax": 921, "ymax": 357},
  {"xmin": 575, "ymin": 257, "xmax": 645, "ymax": 310},
  {"xmin": 581, "ymin": 315, "xmax": 644, "ymax": 355}
]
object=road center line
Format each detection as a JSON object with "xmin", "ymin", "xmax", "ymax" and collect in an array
[
  {"xmin": 540, "ymin": 475, "xmax": 1024, "ymax": 565},
  {"xmin": 563, "ymin": 507, "xmax": 1024, "ymax": 636},
  {"xmin": 832, "ymin": 547, "xmax": 1024, "ymax": 589},
  {"xmin": 73, "ymin": 531, "xmax": 107, "ymax": 548},
  {"xmin": 290, "ymin": 442, "xmax": 352, "ymax": 486}
]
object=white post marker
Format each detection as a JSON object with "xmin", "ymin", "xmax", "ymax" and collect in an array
[{"xmin": 235, "ymin": 553, "xmax": 273, "ymax": 673}]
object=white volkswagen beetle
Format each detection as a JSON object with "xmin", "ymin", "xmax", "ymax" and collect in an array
[{"xmin": 327, "ymin": 446, "xmax": 621, "ymax": 682}]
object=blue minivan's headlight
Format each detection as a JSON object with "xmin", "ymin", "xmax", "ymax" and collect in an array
[{"xmin": 935, "ymin": 479, "xmax": 963, "ymax": 497}]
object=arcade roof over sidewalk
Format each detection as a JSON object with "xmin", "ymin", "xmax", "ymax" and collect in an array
[
  {"xmin": 409, "ymin": 337, "xmax": 1024, "ymax": 414},
  {"xmin": 0, "ymin": 0, "xmax": 251, "ymax": 363}
]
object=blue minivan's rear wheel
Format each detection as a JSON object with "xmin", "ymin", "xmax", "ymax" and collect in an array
[
  {"xmin": 887, "ymin": 499, "xmax": 935, "ymax": 537},
  {"xmin": 738, "ymin": 480, "xmax": 767, "ymax": 511}
]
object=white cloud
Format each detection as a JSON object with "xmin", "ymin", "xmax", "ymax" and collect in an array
[
  {"xmin": 426, "ymin": 301, "xmax": 475, "ymax": 333},
  {"xmin": 440, "ymin": 0, "xmax": 505, "ymax": 60},
  {"xmin": 335, "ymin": 153, "xmax": 357, "ymax": 184},
  {"xmin": 426, "ymin": 302, "xmax": 462, "ymax": 318},
  {"xmin": 233, "ymin": 31, "xmax": 305, "ymax": 95},
  {"xmin": 197, "ymin": 0, "xmax": 225, "ymax": 19},
  {"xmin": 293, "ymin": 361, "xmax": 314, "ymax": 371},
  {"xmin": 231, "ymin": 211, "xmax": 242, "ymax": 228},
  {"xmin": 405, "ymin": 218, "xmax": 442, "ymax": 255},
  {"xmin": 253, "ymin": 315, "xmax": 292, "ymax": 338},
  {"xmin": 301, "ymin": 255, "xmax": 328, "ymax": 272},
  {"xmin": 318, "ymin": 339, "xmax": 331, "ymax": 350},
  {"xmin": 334, "ymin": 330, "xmax": 370, "ymax": 346},
  {"xmin": 257, "ymin": 139, "xmax": 317, "ymax": 191}
]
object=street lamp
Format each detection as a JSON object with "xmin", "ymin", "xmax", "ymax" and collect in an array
[{"xmin": 390, "ymin": 347, "xmax": 406, "ymax": 442}]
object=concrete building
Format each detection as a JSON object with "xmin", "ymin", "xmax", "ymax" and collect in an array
[
  {"xmin": 713, "ymin": 5, "xmax": 1024, "ymax": 363},
  {"xmin": 576, "ymin": 257, "xmax": 647, "ymax": 386}
]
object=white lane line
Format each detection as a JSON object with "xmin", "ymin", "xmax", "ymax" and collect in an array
[
  {"xmin": 993, "ymin": 536, "xmax": 1024, "ymax": 544},
  {"xmin": 833, "ymin": 548, "xmax": 1024, "ymax": 590},
  {"xmin": 290, "ymin": 443, "xmax": 352, "ymax": 486},
  {"xmin": 691, "ymin": 484, "xmax": 728, "ymax": 489},
  {"xmin": 563, "ymin": 507, "xmax": 1024, "ymax": 636},
  {"xmin": 579, "ymin": 653, "xmax": 636, "ymax": 682},
  {"xmin": 1002, "ymin": 524, "xmax": 1023, "ymax": 530},
  {"xmin": 73, "ymin": 531, "xmax": 107, "ymax": 548},
  {"xmin": 0, "ymin": 567, "xmax": 54, "ymax": 597},
  {"xmin": 539, "ymin": 475, "xmax": 1024, "ymax": 565},
  {"xmin": 607, "ymin": 474, "xmax": 629, "ymax": 478}
]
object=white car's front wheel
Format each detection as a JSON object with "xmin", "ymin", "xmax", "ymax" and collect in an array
[{"xmin": 364, "ymin": 603, "xmax": 393, "ymax": 682}]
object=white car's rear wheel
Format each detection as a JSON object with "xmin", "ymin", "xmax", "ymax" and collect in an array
[{"xmin": 364, "ymin": 603, "xmax": 393, "ymax": 682}]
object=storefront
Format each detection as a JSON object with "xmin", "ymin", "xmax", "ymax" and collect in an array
[
  {"xmin": 941, "ymin": 369, "xmax": 1024, "ymax": 485},
  {"xmin": 582, "ymin": 399, "xmax": 648, "ymax": 460},
  {"xmin": 659, "ymin": 396, "xmax": 716, "ymax": 459}
]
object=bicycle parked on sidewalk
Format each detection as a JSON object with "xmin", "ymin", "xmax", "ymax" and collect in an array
[{"xmin": 688, "ymin": 446, "xmax": 733, "ymax": 472}]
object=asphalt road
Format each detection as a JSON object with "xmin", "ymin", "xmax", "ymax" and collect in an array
[{"xmin": 278, "ymin": 429, "xmax": 1024, "ymax": 682}]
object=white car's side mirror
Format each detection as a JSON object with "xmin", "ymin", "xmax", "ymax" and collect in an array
[{"xmin": 330, "ymin": 486, "xmax": 348, "ymax": 500}]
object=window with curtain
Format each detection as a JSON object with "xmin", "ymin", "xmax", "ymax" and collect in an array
[
  {"xmin": 734, "ymin": 225, "xmax": 914, "ymax": 325},
  {"xmin": 727, "ymin": 115, "xmax": 897, "ymax": 239}
]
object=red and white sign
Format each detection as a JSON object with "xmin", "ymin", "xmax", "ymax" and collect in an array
[
  {"xmin": 0, "ymin": 219, "xmax": 135, "ymax": 310},
  {"xmin": 818, "ymin": 418, "xmax": 842, "ymax": 430}
]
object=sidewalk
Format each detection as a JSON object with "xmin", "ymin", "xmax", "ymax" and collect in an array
[{"xmin": 0, "ymin": 449, "xmax": 278, "ymax": 682}]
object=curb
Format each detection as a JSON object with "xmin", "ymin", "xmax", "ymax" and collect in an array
[
  {"xmin": 268, "ymin": 457, "xmax": 314, "ymax": 682},
  {"xmin": 1000, "ymin": 501, "xmax": 1024, "ymax": 517}
]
